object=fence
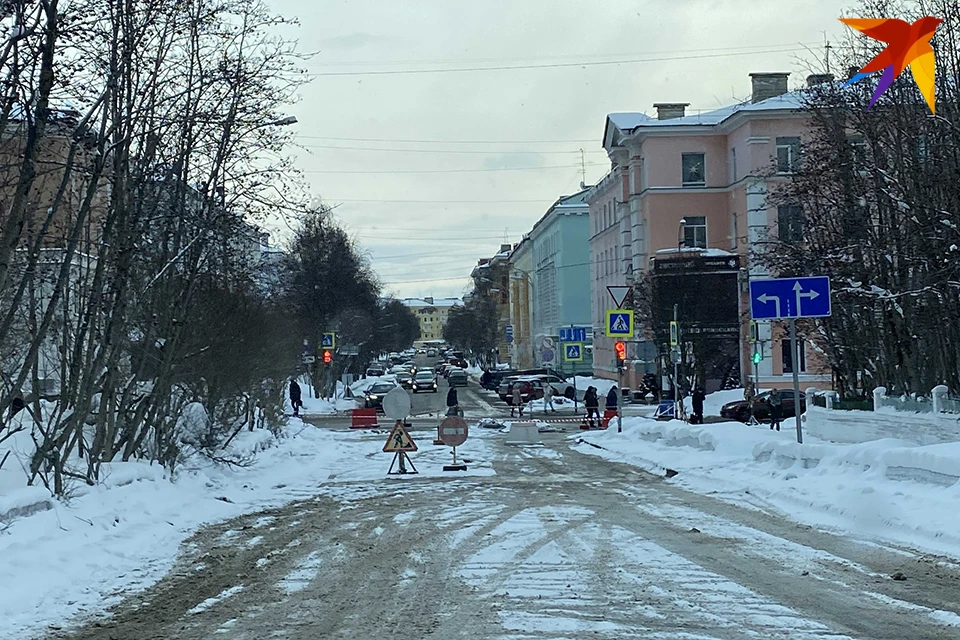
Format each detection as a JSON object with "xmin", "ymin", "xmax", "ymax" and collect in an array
[{"xmin": 807, "ymin": 385, "xmax": 960, "ymax": 415}]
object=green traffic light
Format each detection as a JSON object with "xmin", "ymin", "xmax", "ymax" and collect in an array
[{"xmin": 752, "ymin": 351, "xmax": 762, "ymax": 364}]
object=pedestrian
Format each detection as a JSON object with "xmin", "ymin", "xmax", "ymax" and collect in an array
[
  {"xmin": 289, "ymin": 378, "xmax": 302, "ymax": 417},
  {"xmin": 692, "ymin": 386, "xmax": 706, "ymax": 424},
  {"xmin": 511, "ymin": 383, "xmax": 524, "ymax": 418},
  {"xmin": 543, "ymin": 381, "xmax": 556, "ymax": 414},
  {"xmin": 584, "ymin": 386, "xmax": 600, "ymax": 428},
  {"xmin": 480, "ymin": 368, "xmax": 492, "ymax": 389},
  {"xmin": 769, "ymin": 388, "xmax": 783, "ymax": 431},
  {"xmin": 446, "ymin": 385, "xmax": 461, "ymax": 416},
  {"xmin": 606, "ymin": 385, "xmax": 619, "ymax": 411}
]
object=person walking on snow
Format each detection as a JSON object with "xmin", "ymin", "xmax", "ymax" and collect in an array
[
  {"xmin": 289, "ymin": 379, "xmax": 302, "ymax": 417},
  {"xmin": 511, "ymin": 384, "xmax": 524, "ymax": 418},
  {"xmin": 542, "ymin": 382, "xmax": 556, "ymax": 414},
  {"xmin": 692, "ymin": 386, "xmax": 706, "ymax": 425},
  {"xmin": 446, "ymin": 385, "xmax": 461, "ymax": 417},
  {"xmin": 606, "ymin": 385, "xmax": 619, "ymax": 411},
  {"xmin": 584, "ymin": 386, "xmax": 600, "ymax": 428},
  {"xmin": 768, "ymin": 388, "xmax": 783, "ymax": 431}
]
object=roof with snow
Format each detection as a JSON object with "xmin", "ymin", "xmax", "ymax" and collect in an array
[
  {"xmin": 401, "ymin": 297, "xmax": 462, "ymax": 308},
  {"xmin": 654, "ymin": 248, "xmax": 737, "ymax": 257}
]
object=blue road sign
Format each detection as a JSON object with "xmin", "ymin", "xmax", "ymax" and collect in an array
[
  {"xmin": 505, "ymin": 324, "xmax": 514, "ymax": 343},
  {"xmin": 541, "ymin": 348, "xmax": 554, "ymax": 363},
  {"xmin": 563, "ymin": 343, "xmax": 583, "ymax": 361},
  {"xmin": 321, "ymin": 332, "xmax": 336, "ymax": 349},
  {"xmin": 749, "ymin": 276, "xmax": 831, "ymax": 320},
  {"xmin": 605, "ymin": 310, "xmax": 634, "ymax": 338},
  {"xmin": 559, "ymin": 326, "xmax": 588, "ymax": 342}
]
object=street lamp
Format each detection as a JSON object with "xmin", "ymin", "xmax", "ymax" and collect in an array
[{"xmin": 261, "ymin": 115, "xmax": 298, "ymax": 127}]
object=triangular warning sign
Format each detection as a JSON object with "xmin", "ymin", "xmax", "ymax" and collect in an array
[
  {"xmin": 611, "ymin": 314, "xmax": 629, "ymax": 332},
  {"xmin": 383, "ymin": 421, "xmax": 418, "ymax": 453},
  {"xmin": 607, "ymin": 285, "xmax": 632, "ymax": 309}
]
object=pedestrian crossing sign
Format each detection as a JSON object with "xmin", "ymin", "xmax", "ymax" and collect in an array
[
  {"xmin": 563, "ymin": 343, "xmax": 583, "ymax": 361},
  {"xmin": 321, "ymin": 332, "xmax": 336, "ymax": 349},
  {"xmin": 605, "ymin": 310, "xmax": 634, "ymax": 338}
]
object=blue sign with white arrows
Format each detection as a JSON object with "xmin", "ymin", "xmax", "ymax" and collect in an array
[
  {"xmin": 749, "ymin": 276, "xmax": 831, "ymax": 320},
  {"xmin": 559, "ymin": 326, "xmax": 588, "ymax": 342}
]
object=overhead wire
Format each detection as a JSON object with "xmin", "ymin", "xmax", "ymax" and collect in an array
[{"xmin": 299, "ymin": 163, "xmax": 602, "ymax": 175}]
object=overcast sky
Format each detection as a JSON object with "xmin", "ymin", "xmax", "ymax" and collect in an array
[{"xmin": 270, "ymin": 0, "xmax": 850, "ymax": 300}]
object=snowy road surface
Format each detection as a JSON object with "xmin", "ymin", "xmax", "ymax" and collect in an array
[{"xmin": 45, "ymin": 427, "xmax": 960, "ymax": 640}]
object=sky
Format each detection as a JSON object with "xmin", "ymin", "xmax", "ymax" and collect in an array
[{"xmin": 267, "ymin": 0, "xmax": 851, "ymax": 300}]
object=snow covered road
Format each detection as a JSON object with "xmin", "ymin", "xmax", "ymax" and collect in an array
[{"xmin": 44, "ymin": 428, "xmax": 960, "ymax": 640}]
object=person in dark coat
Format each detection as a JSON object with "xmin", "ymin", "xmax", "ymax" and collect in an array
[
  {"xmin": 480, "ymin": 369, "xmax": 492, "ymax": 389},
  {"xmin": 446, "ymin": 386, "xmax": 461, "ymax": 416},
  {"xmin": 768, "ymin": 388, "xmax": 783, "ymax": 431},
  {"xmin": 289, "ymin": 379, "xmax": 302, "ymax": 417},
  {"xmin": 691, "ymin": 387, "xmax": 706, "ymax": 424},
  {"xmin": 584, "ymin": 386, "xmax": 600, "ymax": 427},
  {"xmin": 606, "ymin": 386, "xmax": 619, "ymax": 411}
]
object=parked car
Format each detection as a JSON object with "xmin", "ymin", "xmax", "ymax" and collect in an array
[
  {"xmin": 500, "ymin": 374, "xmax": 576, "ymax": 404},
  {"xmin": 365, "ymin": 366, "xmax": 385, "ymax": 378},
  {"xmin": 447, "ymin": 368, "xmax": 468, "ymax": 387},
  {"xmin": 363, "ymin": 382, "xmax": 398, "ymax": 412},
  {"xmin": 720, "ymin": 390, "xmax": 806, "ymax": 423},
  {"xmin": 412, "ymin": 371, "xmax": 439, "ymax": 393},
  {"xmin": 396, "ymin": 371, "xmax": 414, "ymax": 389},
  {"xmin": 484, "ymin": 369, "xmax": 518, "ymax": 390}
]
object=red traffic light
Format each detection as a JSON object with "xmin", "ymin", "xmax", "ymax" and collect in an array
[
  {"xmin": 614, "ymin": 341, "xmax": 626, "ymax": 361},
  {"xmin": 323, "ymin": 350, "xmax": 332, "ymax": 364}
]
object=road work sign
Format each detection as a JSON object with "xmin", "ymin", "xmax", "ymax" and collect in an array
[{"xmin": 383, "ymin": 422, "xmax": 418, "ymax": 453}]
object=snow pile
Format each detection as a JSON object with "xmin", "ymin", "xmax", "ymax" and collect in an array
[
  {"xmin": 570, "ymin": 376, "xmax": 617, "ymax": 396},
  {"xmin": 574, "ymin": 417, "xmax": 960, "ymax": 557},
  {"xmin": 805, "ymin": 405, "xmax": 960, "ymax": 446}
]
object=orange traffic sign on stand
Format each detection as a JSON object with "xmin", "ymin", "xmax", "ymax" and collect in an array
[{"xmin": 383, "ymin": 421, "xmax": 418, "ymax": 453}]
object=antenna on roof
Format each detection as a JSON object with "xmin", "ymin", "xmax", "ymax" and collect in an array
[{"xmin": 823, "ymin": 32, "xmax": 833, "ymax": 74}]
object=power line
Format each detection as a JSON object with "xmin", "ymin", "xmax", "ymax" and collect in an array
[
  {"xmin": 297, "ymin": 142, "xmax": 608, "ymax": 155},
  {"xmin": 304, "ymin": 42, "xmax": 823, "ymax": 68},
  {"xmin": 301, "ymin": 163, "xmax": 601, "ymax": 175},
  {"xmin": 296, "ymin": 135, "xmax": 597, "ymax": 145},
  {"xmin": 325, "ymin": 198, "xmax": 571, "ymax": 204},
  {"xmin": 293, "ymin": 45, "xmax": 815, "ymax": 77}
]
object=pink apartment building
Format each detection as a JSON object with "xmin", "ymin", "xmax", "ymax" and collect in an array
[{"xmin": 588, "ymin": 72, "xmax": 834, "ymax": 393}]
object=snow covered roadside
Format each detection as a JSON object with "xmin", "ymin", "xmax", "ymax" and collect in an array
[
  {"xmin": 572, "ymin": 417, "xmax": 960, "ymax": 559},
  {"xmin": 0, "ymin": 419, "xmax": 496, "ymax": 639}
]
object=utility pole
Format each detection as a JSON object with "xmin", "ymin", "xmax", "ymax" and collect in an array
[{"xmin": 579, "ymin": 148, "xmax": 586, "ymax": 188}]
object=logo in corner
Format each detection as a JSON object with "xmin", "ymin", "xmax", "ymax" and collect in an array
[{"xmin": 840, "ymin": 16, "xmax": 942, "ymax": 114}]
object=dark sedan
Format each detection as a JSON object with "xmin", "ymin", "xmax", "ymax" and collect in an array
[
  {"xmin": 363, "ymin": 382, "xmax": 399, "ymax": 412},
  {"xmin": 720, "ymin": 390, "xmax": 806, "ymax": 423},
  {"xmin": 396, "ymin": 371, "xmax": 414, "ymax": 389},
  {"xmin": 447, "ymin": 368, "xmax": 468, "ymax": 387},
  {"xmin": 411, "ymin": 371, "xmax": 439, "ymax": 393}
]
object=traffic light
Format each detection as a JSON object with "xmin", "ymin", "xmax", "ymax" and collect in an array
[
  {"xmin": 614, "ymin": 341, "xmax": 626, "ymax": 361},
  {"xmin": 752, "ymin": 345, "xmax": 762, "ymax": 365},
  {"xmin": 323, "ymin": 350, "xmax": 332, "ymax": 364}
]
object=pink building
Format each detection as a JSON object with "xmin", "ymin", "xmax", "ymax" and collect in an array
[{"xmin": 588, "ymin": 72, "xmax": 834, "ymax": 393}]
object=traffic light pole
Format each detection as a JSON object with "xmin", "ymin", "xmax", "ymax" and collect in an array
[
  {"xmin": 673, "ymin": 304, "xmax": 680, "ymax": 420},
  {"xmin": 790, "ymin": 318, "xmax": 803, "ymax": 444}
]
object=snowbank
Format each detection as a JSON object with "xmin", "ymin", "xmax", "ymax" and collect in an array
[
  {"xmin": 574, "ymin": 417, "xmax": 960, "ymax": 558},
  {"xmin": 804, "ymin": 405, "xmax": 960, "ymax": 446},
  {"xmin": 571, "ymin": 376, "xmax": 617, "ymax": 396}
]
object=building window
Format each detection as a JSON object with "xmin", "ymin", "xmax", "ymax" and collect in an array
[
  {"xmin": 782, "ymin": 338, "xmax": 807, "ymax": 373},
  {"xmin": 682, "ymin": 216, "xmax": 707, "ymax": 248},
  {"xmin": 682, "ymin": 153, "xmax": 706, "ymax": 186},
  {"xmin": 729, "ymin": 148, "xmax": 737, "ymax": 183},
  {"xmin": 776, "ymin": 136, "xmax": 801, "ymax": 173},
  {"xmin": 777, "ymin": 205, "xmax": 804, "ymax": 242}
]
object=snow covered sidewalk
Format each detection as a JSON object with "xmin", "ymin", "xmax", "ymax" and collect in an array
[{"xmin": 573, "ymin": 416, "xmax": 960, "ymax": 559}]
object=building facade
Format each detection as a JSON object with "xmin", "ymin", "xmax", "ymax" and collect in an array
[
  {"xmin": 589, "ymin": 72, "xmax": 833, "ymax": 393},
  {"xmin": 507, "ymin": 237, "xmax": 535, "ymax": 369},
  {"xmin": 402, "ymin": 297, "xmax": 461, "ymax": 343},
  {"xmin": 470, "ymin": 244, "xmax": 513, "ymax": 364},
  {"xmin": 526, "ymin": 189, "xmax": 593, "ymax": 373}
]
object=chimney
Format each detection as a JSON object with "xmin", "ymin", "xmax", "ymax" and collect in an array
[
  {"xmin": 499, "ymin": 243, "xmax": 512, "ymax": 253},
  {"xmin": 653, "ymin": 103, "xmax": 690, "ymax": 120},
  {"xmin": 806, "ymin": 73, "xmax": 834, "ymax": 87},
  {"xmin": 749, "ymin": 72, "xmax": 790, "ymax": 103}
]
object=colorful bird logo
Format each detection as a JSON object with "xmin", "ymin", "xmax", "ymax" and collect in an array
[{"xmin": 840, "ymin": 16, "xmax": 942, "ymax": 114}]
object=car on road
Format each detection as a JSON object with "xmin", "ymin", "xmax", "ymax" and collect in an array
[
  {"xmin": 363, "ymin": 382, "xmax": 399, "ymax": 412},
  {"xmin": 365, "ymin": 366, "xmax": 385, "ymax": 378},
  {"xmin": 426, "ymin": 348, "xmax": 437, "ymax": 357},
  {"xmin": 720, "ymin": 390, "xmax": 806, "ymax": 423},
  {"xmin": 396, "ymin": 371, "xmax": 414, "ymax": 389},
  {"xmin": 411, "ymin": 371, "xmax": 438, "ymax": 393},
  {"xmin": 447, "ymin": 368, "xmax": 468, "ymax": 387}
]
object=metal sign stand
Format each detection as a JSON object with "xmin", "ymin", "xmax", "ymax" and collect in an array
[
  {"xmin": 789, "ymin": 318, "xmax": 803, "ymax": 444},
  {"xmin": 444, "ymin": 445, "xmax": 467, "ymax": 472},
  {"xmin": 388, "ymin": 450, "xmax": 418, "ymax": 475}
]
